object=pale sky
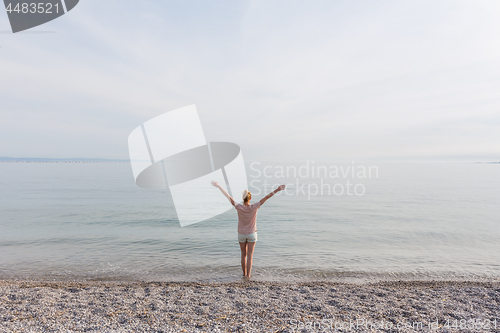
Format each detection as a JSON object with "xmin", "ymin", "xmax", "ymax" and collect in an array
[{"xmin": 1, "ymin": 0, "xmax": 499, "ymax": 161}]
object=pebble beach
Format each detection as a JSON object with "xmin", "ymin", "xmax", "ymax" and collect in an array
[{"xmin": 1, "ymin": 280, "xmax": 499, "ymax": 332}]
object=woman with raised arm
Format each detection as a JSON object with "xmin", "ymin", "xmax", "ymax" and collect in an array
[{"xmin": 211, "ymin": 181, "xmax": 286, "ymax": 279}]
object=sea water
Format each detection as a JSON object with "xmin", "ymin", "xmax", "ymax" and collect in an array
[{"xmin": 0, "ymin": 161, "xmax": 498, "ymax": 282}]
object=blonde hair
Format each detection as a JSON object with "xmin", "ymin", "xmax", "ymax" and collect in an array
[{"xmin": 242, "ymin": 189, "xmax": 251, "ymax": 203}]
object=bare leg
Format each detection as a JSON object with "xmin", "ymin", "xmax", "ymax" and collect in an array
[
  {"xmin": 239, "ymin": 241, "xmax": 247, "ymax": 276},
  {"xmin": 246, "ymin": 241, "xmax": 256, "ymax": 278}
]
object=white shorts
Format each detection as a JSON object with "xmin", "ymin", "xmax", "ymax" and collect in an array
[{"xmin": 238, "ymin": 232, "xmax": 257, "ymax": 243}]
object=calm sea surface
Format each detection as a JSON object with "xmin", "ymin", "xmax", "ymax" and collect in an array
[{"xmin": 0, "ymin": 162, "xmax": 498, "ymax": 282}]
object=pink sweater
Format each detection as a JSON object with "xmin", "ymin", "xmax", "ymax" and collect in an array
[{"xmin": 235, "ymin": 201, "xmax": 261, "ymax": 234}]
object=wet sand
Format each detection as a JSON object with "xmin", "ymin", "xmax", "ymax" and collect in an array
[{"xmin": 1, "ymin": 280, "xmax": 499, "ymax": 332}]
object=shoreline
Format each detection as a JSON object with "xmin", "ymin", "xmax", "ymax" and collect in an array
[
  {"xmin": 2, "ymin": 278, "xmax": 500, "ymax": 287},
  {"xmin": 1, "ymin": 279, "xmax": 499, "ymax": 332}
]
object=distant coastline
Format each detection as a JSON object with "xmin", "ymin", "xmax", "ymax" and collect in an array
[
  {"xmin": 1, "ymin": 157, "xmax": 498, "ymax": 164},
  {"xmin": 0, "ymin": 157, "xmax": 129, "ymax": 163}
]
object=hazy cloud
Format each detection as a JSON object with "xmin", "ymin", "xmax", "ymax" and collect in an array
[{"xmin": 1, "ymin": 0, "xmax": 499, "ymax": 161}]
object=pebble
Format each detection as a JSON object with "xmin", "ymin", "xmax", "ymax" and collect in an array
[{"xmin": 0, "ymin": 280, "xmax": 499, "ymax": 332}]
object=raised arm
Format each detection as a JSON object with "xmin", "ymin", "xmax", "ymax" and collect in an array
[
  {"xmin": 211, "ymin": 180, "xmax": 235, "ymax": 206},
  {"xmin": 259, "ymin": 185, "xmax": 286, "ymax": 206}
]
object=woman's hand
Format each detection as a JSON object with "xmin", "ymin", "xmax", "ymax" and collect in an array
[
  {"xmin": 261, "ymin": 184, "xmax": 286, "ymax": 206},
  {"xmin": 211, "ymin": 180, "xmax": 235, "ymax": 206}
]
